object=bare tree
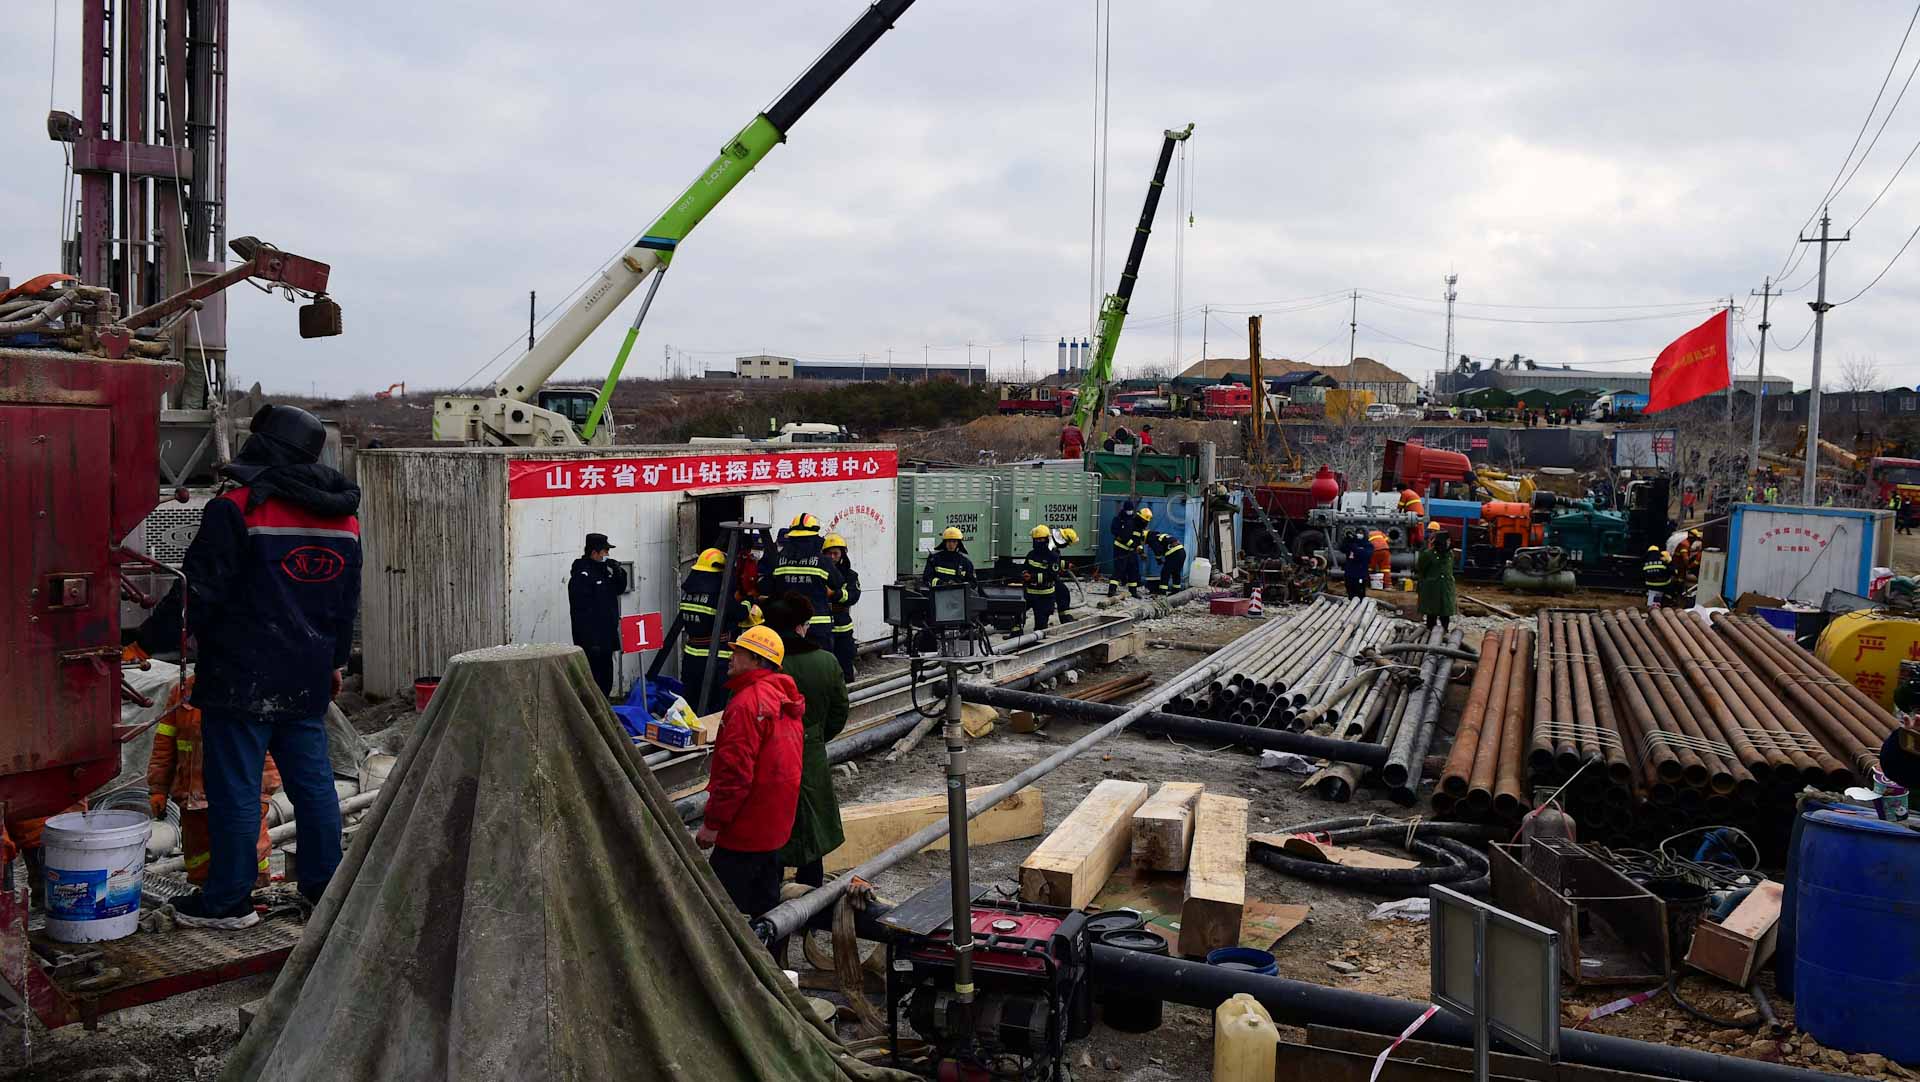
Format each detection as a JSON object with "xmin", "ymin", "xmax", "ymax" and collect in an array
[{"xmin": 1840, "ymin": 354, "xmax": 1883, "ymax": 394}]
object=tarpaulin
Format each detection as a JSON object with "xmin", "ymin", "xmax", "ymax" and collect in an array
[{"xmin": 222, "ymin": 643, "xmax": 912, "ymax": 1082}]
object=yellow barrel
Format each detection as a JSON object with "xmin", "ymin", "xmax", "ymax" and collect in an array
[
  {"xmin": 1812, "ymin": 610, "xmax": 1920, "ymax": 708},
  {"xmin": 1213, "ymin": 993, "xmax": 1279, "ymax": 1081}
]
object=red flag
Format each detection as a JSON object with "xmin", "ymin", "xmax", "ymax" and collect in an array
[{"xmin": 1647, "ymin": 310, "xmax": 1730, "ymax": 412}]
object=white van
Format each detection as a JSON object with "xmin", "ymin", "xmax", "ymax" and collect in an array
[{"xmin": 1364, "ymin": 403, "xmax": 1401, "ymax": 421}]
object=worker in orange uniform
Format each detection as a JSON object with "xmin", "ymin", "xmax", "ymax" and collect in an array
[
  {"xmin": 146, "ymin": 675, "xmax": 280, "ymax": 887},
  {"xmin": 1399, "ymin": 487, "xmax": 1426, "ymax": 545},
  {"xmin": 1367, "ymin": 528, "xmax": 1391, "ymax": 574}
]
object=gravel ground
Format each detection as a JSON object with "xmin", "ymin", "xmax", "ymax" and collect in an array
[{"xmin": 8, "ymin": 593, "xmax": 1901, "ymax": 1080}]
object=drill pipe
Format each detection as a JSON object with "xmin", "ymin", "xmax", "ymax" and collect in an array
[
  {"xmin": 1566, "ymin": 614, "xmax": 1602, "ymax": 773},
  {"xmin": 1603, "ymin": 610, "xmax": 1724, "ymax": 791},
  {"xmin": 1391, "ymin": 631, "xmax": 1462, "ymax": 806},
  {"xmin": 1550, "ymin": 613, "xmax": 1579, "ymax": 771},
  {"xmin": 1718, "ymin": 613, "xmax": 1886, "ymax": 760},
  {"xmin": 1529, "ymin": 613, "xmax": 1556, "ymax": 773},
  {"xmin": 1728, "ymin": 614, "xmax": 1898, "ymax": 741},
  {"xmin": 1588, "ymin": 613, "xmax": 1686, "ymax": 788},
  {"xmin": 1613, "ymin": 610, "xmax": 1753, "ymax": 797},
  {"xmin": 1381, "ymin": 627, "xmax": 1447, "ymax": 789},
  {"xmin": 1465, "ymin": 628, "xmax": 1517, "ymax": 813},
  {"xmin": 1679, "ymin": 611, "xmax": 1844, "ymax": 786},
  {"xmin": 1650, "ymin": 608, "xmax": 1777, "ymax": 785},
  {"xmin": 1711, "ymin": 614, "xmax": 1881, "ymax": 778},
  {"xmin": 1491, "ymin": 628, "xmax": 1535, "ymax": 818},
  {"xmin": 1572, "ymin": 614, "xmax": 1633, "ymax": 786},
  {"xmin": 1438, "ymin": 628, "xmax": 1506, "ymax": 801}
]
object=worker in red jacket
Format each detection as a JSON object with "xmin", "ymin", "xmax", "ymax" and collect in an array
[
  {"xmin": 696, "ymin": 625, "xmax": 805, "ymax": 922},
  {"xmin": 1060, "ymin": 422, "xmax": 1085, "ymax": 459}
]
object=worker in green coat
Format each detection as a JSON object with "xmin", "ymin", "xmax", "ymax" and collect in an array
[
  {"xmin": 767, "ymin": 593, "xmax": 847, "ymax": 888},
  {"xmin": 1414, "ymin": 531, "xmax": 1457, "ymax": 634}
]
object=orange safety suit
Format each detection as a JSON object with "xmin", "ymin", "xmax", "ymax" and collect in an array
[
  {"xmin": 145, "ymin": 678, "xmax": 280, "ymax": 885},
  {"xmin": 1399, "ymin": 488, "xmax": 1426, "ymax": 544},
  {"xmin": 1368, "ymin": 530, "xmax": 1391, "ymax": 573}
]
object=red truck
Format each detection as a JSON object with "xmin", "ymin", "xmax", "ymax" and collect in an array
[{"xmin": 996, "ymin": 385, "xmax": 1077, "ymax": 416}]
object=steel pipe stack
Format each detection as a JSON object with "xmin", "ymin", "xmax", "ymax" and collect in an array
[
  {"xmin": 1170, "ymin": 596, "xmax": 1395, "ymax": 731},
  {"xmin": 1431, "ymin": 626, "xmax": 1537, "ymax": 821},
  {"xmin": 1710, "ymin": 613, "xmax": 1893, "ymax": 780}
]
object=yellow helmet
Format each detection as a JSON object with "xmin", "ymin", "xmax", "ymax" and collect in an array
[
  {"xmin": 941, "ymin": 526, "xmax": 965, "ymax": 541},
  {"xmin": 790, "ymin": 512, "xmax": 820, "ymax": 530},
  {"xmin": 1031, "ymin": 525, "xmax": 1053, "ymax": 540},
  {"xmin": 1648, "ymin": 545, "xmax": 1664, "ymax": 554},
  {"xmin": 822, "ymin": 533, "xmax": 848, "ymax": 552},
  {"xmin": 693, "ymin": 548, "xmax": 726, "ymax": 572},
  {"xmin": 743, "ymin": 603, "xmax": 764, "ymax": 628},
  {"xmin": 733, "ymin": 625, "xmax": 785, "ymax": 666},
  {"xmin": 1059, "ymin": 527, "xmax": 1080, "ymax": 545},
  {"xmin": 1138, "ymin": 507, "xmax": 1153, "ymax": 522}
]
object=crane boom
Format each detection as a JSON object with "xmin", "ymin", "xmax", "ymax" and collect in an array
[
  {"xmin": 1071, "ymin": 123, "xmax": 1193, "ymax": 434},
  {"xmin": 435, "ymin": 0, "xmax": 918, "ymax": 446}
]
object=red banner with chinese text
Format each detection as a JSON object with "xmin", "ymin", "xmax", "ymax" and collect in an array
[{"xmin": 506, "ymin": 449, "xmax": 899, "ymax": 500}]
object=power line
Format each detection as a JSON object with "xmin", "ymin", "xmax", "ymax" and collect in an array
[
  {"xmin": 1833, "ymin": 217, "xmax": 1920, "ymax": 305},
  {"xmin": 1360, "ymin": 295, "xmax": 1719, "ymax": 325}
]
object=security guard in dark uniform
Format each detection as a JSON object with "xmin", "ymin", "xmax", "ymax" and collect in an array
[
  {"xmin": 1145, "ymin": 529, "xmax": 1186, "ymax": 595},
  {"xmin": 1642, "ymin": 545, "xmax": 1676, "ymax": 609},
  {"xmin": 1021, "ymin": 525, "xmax": 1062, "ymax": 631},
  {"xmin": 678, "ymin": 547, "xmax": 749, "ymax": 710},
  {"xmin": 569, "ymin": 532, "xmax": 627, "ymax": 695},
  {"xmin": 761, "ymin": 513, "xmax": 843, "ymax": 648},
  {"xmin": 822, "ymin": 533, "xmax": 860, "ymax": 681}
]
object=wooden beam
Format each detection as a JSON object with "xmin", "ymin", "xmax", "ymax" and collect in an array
[
  {"xmin": 1019, "ymin": 779, "xmax": 1151, "ymax": 909},
  {"xmin": 1179, "ymin": 793, "xmax": 1249, "ymax": 958},
  {"xmin": 825, "ymin": 786, "xmax": 1045, "ymax": 873},
  {"xmin": 1131, "ymin": 782, "xmax": 1205, "ymax": 872}
]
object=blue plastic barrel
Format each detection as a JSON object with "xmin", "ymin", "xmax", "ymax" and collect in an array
[
  {"xmin": 1205, "ymin": 946, "xmax": 1279, "ymax": 976},
  {"xmin": 1792, "ymin": 809, "xmax": 1920, "ymax": 1061}
]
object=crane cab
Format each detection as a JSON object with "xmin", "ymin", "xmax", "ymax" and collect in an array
[{"xmin": 536, "ymin": 388, "xmax": 611, "ymax": 439}]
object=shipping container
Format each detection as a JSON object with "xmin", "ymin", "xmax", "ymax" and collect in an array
[
  {"xmin": 358, "ymin": 444, "xmax": 900, "ymax": 697},
  {"xmin": 992, "ymin": 468, "xmax": 1101, "ymax": 562},
  {"xmin": 897, "ymin": 471, "xmax": 998, "ymax": 573},
  {"xmin": 1724, "ymin": 504, "xmax": 1893, "ymax": 606}
]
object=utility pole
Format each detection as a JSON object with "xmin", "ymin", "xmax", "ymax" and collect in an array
[
  {"xmin": 1348, "ymin": 290, "xmax": 1359, "ymax": 365},
  {"xmin": 887, "ymin": 346, "xmax": 894, "ymax": 381},
  {"xmin": 924, "ymin": 344, "xmax": 930, "ymax": 384},
  {"xmin": 1442, "ymin": 273, "xmax": 1458, "ymax": 376},
  {"xmin": 528, "ymin": 291, "xmax": 537, "ymax": 352},
  {"xmin": 1747, "ymin": 277, "xmax": 1778, "ymax": 486},
  {"xmin": 1799, "ymin": 210, "xmax": 1850, "ymax": 505},
  {"xmin": 1020, "ymin": 335, "xmax": 1027, "ymax": 382},
  {"xmin": 1722, "ymin": 296, "xmax": 1741, "ymax": 426},
  {"xmin": 860, "ymin": 352, "xmax": 868, "ymax": 382},
  {"xmin": 1201, "ymin": 305, "xmax": 1209, "ymax": 366}
]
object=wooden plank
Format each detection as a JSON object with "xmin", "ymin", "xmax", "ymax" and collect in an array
[
  {"xmin": 1131, "ymin": 782, "xmax": 1205, "ymax": 872},
  {"xmin": 1685, "ymin": 879, "xmax": 1781, "ymax": 985},
  {"xmin": 1019, "ymin": 779, "xmax": 1151, "ymax": 909},
  {"xmin": 1252, "ymin": 833, "xmax": 1420, "ymax": 871},
  {"xmin": 1179, "ymin": 793, "xmax": 1249, "ymax": 958},
  {"xmin": 1720, "ymin": 879, "xmax": 1783, "ymax": 940},
  {"xmin": 825, "ymin": 786, "xmax": 1045, "ymax": 873}
]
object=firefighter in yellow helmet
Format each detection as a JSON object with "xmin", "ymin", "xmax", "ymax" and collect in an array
[
  {"xmin": 1109, "ymin": 503, "xmax": 1152, "ymax": 597},
  {"xmin": 1642, "ymin": 544, "xmax": 1676, "ymax": 609},
  {"xmin": 679, "ymin": 547, "xmax": 750, "ymax": 712},
  {"xmin": 1021, "ymin": 524, "xmax": 1063, "ymax": 632},
  {"xmin": 923, "ymin": 526, "xmax": 976, "ymax": 587},
  {"xmin": 821, "ymin": 533, "xmax": 860, "ymax": 681},
  {"xmin": 760, "ymin": 512, "xmax": 843, "ymax": 648},
  {"xmin": 1049, "ymin": 526, "xmax": 1082, "ymax": 623}
]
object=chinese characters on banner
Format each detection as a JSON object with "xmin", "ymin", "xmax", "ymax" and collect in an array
[
  {"xmin": 1755, "ymin": 524, "xmax": 1830, "ymax": 556},
  {"xmin": 506, "ymin": 449, "xmax": 900, "ymax": 500}
]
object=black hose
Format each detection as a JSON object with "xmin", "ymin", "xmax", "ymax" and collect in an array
[
  {"xmin": 1249, "ymin": 818, "xmax": 1500, "ymax": 896},
  {"xmin": 1666, "ymin": 971, "xmax": 1761, "ymax": 1031}
]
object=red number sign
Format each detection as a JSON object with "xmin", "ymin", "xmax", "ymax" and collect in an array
[{"xmin": 619, "ymin": 612, "xmax": 664, "ymax": 654}]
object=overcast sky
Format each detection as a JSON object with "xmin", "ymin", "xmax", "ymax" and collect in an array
[{"xmin": 8, "ymin": 2, "xmax": 1920, "ymax": 397}]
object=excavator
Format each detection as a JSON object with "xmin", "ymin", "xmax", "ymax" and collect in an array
[
  {"xmin": 1069, "ymin": 123, "xmax": 1195, "ymax": 436},
  {"xmin": 434, "ymin": 0, "xmax": 919, "ymax": 447}
]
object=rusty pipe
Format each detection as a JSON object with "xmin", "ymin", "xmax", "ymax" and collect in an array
[
  {"xmin": 1729, "ymin": 614, "xmax": 1899, "ymax": 741},
  {"xmin": 1565, "ymin": 613, "xmax": 1601, "ymax": 771},
  {"xmin": 1548, "ymin": 612, "xmax": 1580, "ymax": 771},
  {"xmin": 1609, "ymin": 611, "xmax": 1741, "ymax": 795},
  {"xmin": 1648, "ymin": 608, "xmax": 1770, "ymax": 793},
  {"xmin": 1663, "ymin": 610, "xmax": 1817, "ymax": 784},
  {"xmin": 1712, "ymin": 615, "xmax": 1881, "ymax": 778},
  {"xmin": 1528, "ymin": 613, "xmax": 1556, "ymax": 773},
  {"xmin": 1682, "ymin": 612, "xmax": 1846, "ymax": 787},
  {"xmin": 1589, "ymin": 612, "xmax": 1688, "ymax": 786},
  {"xmin": 1573, "ymin": 614, "xmax": 1632, "ymax": 786},
  {"xmin": 1492, "ymin": 628, "xmax": 1535, "ymax": 818},
  {"xmin": 1716, "ymin": 614, "xmax": 1886, "ymax": 758},
  {"xmin": 1439, "ymin": 628, "xmax": 1506, "ymax": 802},
  {"xmin": 1465, "ymin": 629, "xmax": 1516, "ymax": 812}
]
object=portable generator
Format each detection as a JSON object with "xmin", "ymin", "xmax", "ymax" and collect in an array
[{"xmin": 887, "ymin": 900, "xmax": 1093, "ymax": 1081}]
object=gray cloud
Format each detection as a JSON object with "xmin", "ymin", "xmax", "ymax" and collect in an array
[{"xmin": 5, "ymin": 2, "xmax": 1920, "ymax": 397}]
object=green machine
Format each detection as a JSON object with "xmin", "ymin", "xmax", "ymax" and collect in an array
[
  {"xmin": 1085, "ymin": 449, "xmax": 1203, "ymax": 498},
  {"xmin": 1070, "ymin": 123, "xmax": 1195, "ymax": 434}
]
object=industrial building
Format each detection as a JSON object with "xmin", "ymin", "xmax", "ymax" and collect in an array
[
  {"xmin": 1435, "ymin": 363, "xmax": 1793, "ymax": 401},
  {"xmin": 723, "ymin": 354, "xmax": 988, "ymax": 383},
  {"xmin": 1177, "ymin": 356, "xmax": 1421, "ymax": 405}
]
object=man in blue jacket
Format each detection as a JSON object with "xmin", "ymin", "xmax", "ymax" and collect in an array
[{"xmin": 168, "ymin": 405, "xmax": 362, "ymax": 929}]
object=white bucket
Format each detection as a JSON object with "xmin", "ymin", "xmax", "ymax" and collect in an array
[
  {"xmin": 43, "ymin": 809, "xmax": 152, "ymax": 943},
  {"xmin": 1189, "ymin": 557, "xmax": 1212, "ymax": 587},
  {"xmin": 1370, "ymin": 572, "xmax": 1385, "ymax": 589}
]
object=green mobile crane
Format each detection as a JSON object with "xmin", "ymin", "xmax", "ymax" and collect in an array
[
  {"xmin": 1070, "ymin": 123, "xmax": 1195, "ymax": 436},
  {"xmin": 435, "ymin": 1, "xmax": 919, "ymax": 446}
]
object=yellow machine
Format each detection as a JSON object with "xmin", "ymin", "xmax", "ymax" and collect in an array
[
  {"xmin": 1473, "ymin": 468, "xmax": 1536, "ymax": 504},
  {"xmin": 1814, "ymin": 609, "xmax": 1920, "ymax": 709}
]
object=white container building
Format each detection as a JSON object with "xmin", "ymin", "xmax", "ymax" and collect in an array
[
  {"xmin": 1723, "ymin": 503, "xmax": 1893, "ymax": 607},
  {"xmin": 357, "ymin": 444, "xmax": 900, "ymax": 697}
]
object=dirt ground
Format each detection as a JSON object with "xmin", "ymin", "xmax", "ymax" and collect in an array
[{"xmin": 9, "ymin": 592, "xmax": 1907, "ymax": 1081}]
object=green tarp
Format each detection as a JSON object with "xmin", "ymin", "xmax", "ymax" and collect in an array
[{"xmin": 223, "ymin": 643, "xmax": 912, "ymax": 1082}]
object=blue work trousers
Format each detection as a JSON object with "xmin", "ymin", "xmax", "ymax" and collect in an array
[{"xmin": 201, "ymin": 711, "xmax": 342, "ymax": 911}]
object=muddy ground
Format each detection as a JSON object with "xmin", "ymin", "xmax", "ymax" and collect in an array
[{"xmin": 8, "ymin": 595, "xmax": 1907, "ymax": 1081}]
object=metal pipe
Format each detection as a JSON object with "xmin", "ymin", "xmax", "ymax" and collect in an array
[
  {"xmin": 1529, "ymin": 612, "xmax": 1558, "ymax": 773},
  {"xmin": 1390, "ymin": 631, "xmax": 1460, "ymax": 806},
  {"xmin": 1382, "ymin": 627, "xmax": 1445, "ymax": 788},
  {"xmin": 1589, "ymin": 613, "xmax": 1685, "ymax": 786},
  {"xmin": 955, "ymin": 685, "xmax": 1390, "ymax": 766},
  {"xmin": 1548, "ymin": 613, "xmax": 1579, "ymax": 771},
  {"xmin": 1613, "ymin": 610, "xmax": 1747, "ymax": 796},
  {"xmin": 1711, "ymin": 615, "xmax": 1880, "ymax": 777},
  {"xmin": 1683, "ymin": 612, "xmax": 1843, "ymax": 786},
  {"xmin": 1566, "ymin": 612, "xmax": 1601, "ymax": 771},
  {"xmin": 148, "ymin": 789, "xmax": 381, "ymax": 874},
  {"xmin": 1731, "ymin": 614, "xmax": 1898, "ymax": 739},
  {"xmin": 1491, "ymin": 628, "xmax": 1535, "ymax": 818},
  {"xmin": 1466, "ymin": 629, "xmax": 1516, "ymax": 813},
  {"xmin": 1440, "ymin": 628, "xmax": 1505, "ymax": 802},
  {"xmin": 1601, "ymin": 611, "xmax": 1714, "ymax": 789},
  {"xmin": 1651, "ymin": 609, "xmax": 1774, "ymax": 786},
  {"xmin": 1573, "ymin": 614, "xmax": 1633, "ymax": 786},
  {"xmin": 1084, "ymin": 949, "xmax": 1851, "ymax": 1082},
  {"xmin": 675, "ymin": 708, "xmax": 925, "ymax": 821},
  {"xmin": 755, "ymin": 608, "xmax": 1290, "ymax": 940}
]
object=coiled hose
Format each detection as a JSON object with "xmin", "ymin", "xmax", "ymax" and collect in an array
[{"xmin": 1249, "ymin": 816, "xmax": 1499, "ymax": 896}]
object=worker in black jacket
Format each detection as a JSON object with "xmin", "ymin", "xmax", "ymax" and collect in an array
[
  {"xmin": 1049, "ymin": 526, "xmax": 1081, "ymax": 624},
  {"xmin": 823, "ymin": 533, "xmax": 861, "ymax": 681},
  {"xmin": 168, "ymin": 404, "xmax": 361, "ymax": 929},
  {"xmin": 1642, "ymin": 545, "xmax": 1675, "ymax": 609},
  {"xmin": 1340, "ymin": 530, "xmax": 1374, "ymax": 599},
  {"xmin": 921, "ymin": 527, "xmax": 977, "ymax": 586},
  {"xmin": 678, "ymin": 547, "xmax": 748, "ymax": 711},
  {"xmin": 1021, "ymin": 525, "xmax": 1062, "ymax": 631},
  {"xmin": 761, "ymin": 513, "xmax": 843, "ymax": 648},
  {"xmin": 1110, "ymin": 503, "xmax": 1150, "ymax": 597},
  {"xmin": 570, "ymin": 532, "xmax": 628, "ymax": 694},
  {"xmin": 1145, "ymin": 529, "xmax": 1186, "ymax": 596}
]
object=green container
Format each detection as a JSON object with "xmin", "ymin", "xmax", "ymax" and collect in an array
[
  {"xmin": 897, "ymin": 472, "xmax": 998, "ymax": 574},
  {"xmin": 994, "ymin": 469, "xmax": 1100, "ymax": 561},
  {"xmin": 1087, "ymin": 448, "xmax": 1201, "ymax": 498}
]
